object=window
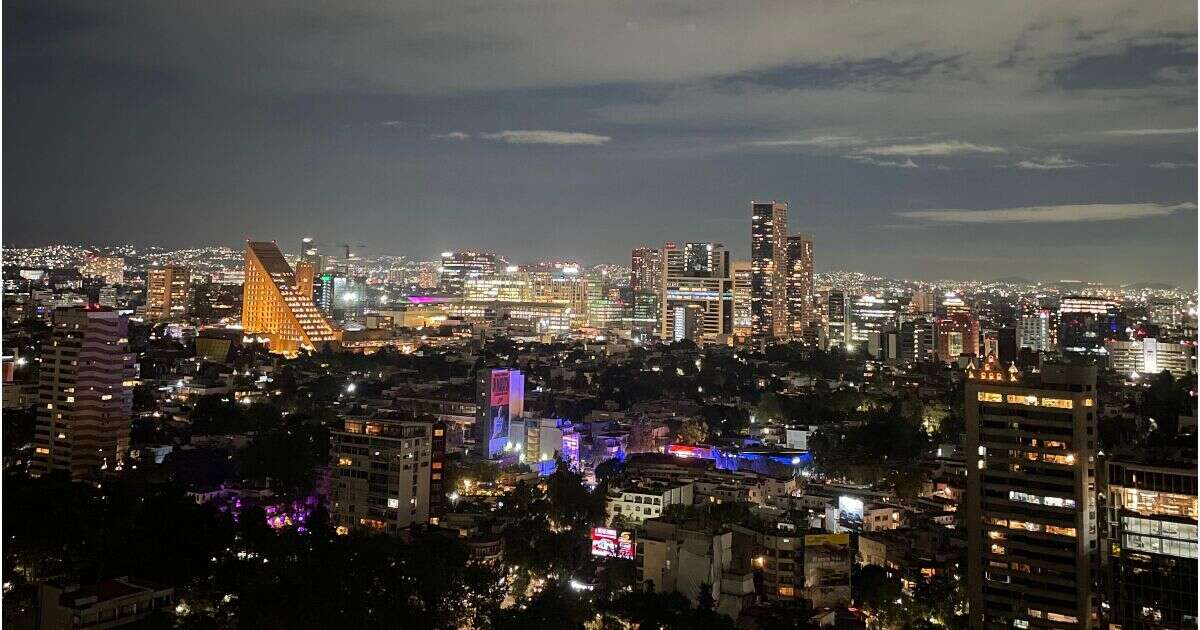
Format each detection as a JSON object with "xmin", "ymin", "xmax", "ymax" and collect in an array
[{"xmin": 977, "ymin": 392, "xmax": 1003, "ymax": 402}]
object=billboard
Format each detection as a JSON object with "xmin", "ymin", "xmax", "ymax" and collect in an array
[
  {"xmin": 804, "ymin": 533, "xmax": 851, "ymax": 608},
  {"xmin": 838, "ymin": 495, "xmax": 864, "ymax": 529},
  {"xmin": 590, "ymin": 527, "xmax": 635, "ymax": 560}
]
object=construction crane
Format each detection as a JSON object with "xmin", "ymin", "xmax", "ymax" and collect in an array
[{"xmin": 341, "ymin": 243, "xmax": 367, "ymax": 261}]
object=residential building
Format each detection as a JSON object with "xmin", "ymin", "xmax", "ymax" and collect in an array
[
  {"xmin": 145, "ymin": 265, "xmax": 190, "ymax": 320},
  {"xmin": 37, "ymin": 577, "xmax": 174, "ymax": 630},
  {"xmin": 31, "ymin": 306, "xmax": 135, "ymax": 480},
  {"xmin": 607, "ymin": 481, "xmax": 694, "ymax": 524},
  {"xmin": 965, "ymin": 361, "xmax": 1100, "ymax": 629},
  {"xmin": 751, "ymin": 200, "xmax": 789, "ymax": 342},
  {"xmin": 330, "ymin": 415, "xmax": 447, "ymax": 534}
]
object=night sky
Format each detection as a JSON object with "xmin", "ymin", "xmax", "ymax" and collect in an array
[{"xmin": 5, "ymin": 1, "xmax": 1197, "ymax": 285}]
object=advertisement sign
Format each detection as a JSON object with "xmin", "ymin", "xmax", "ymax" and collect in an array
[
  {"xmin": 591, "ymin": 527, "xmax": 635, "ymax": 560},
  {"xmin": 804, "ymin": 533, "xmax": 851, "ymax": 608},
  {"xmin": 838, "ymin": 496, "xmax": 864, "ymax": 528}
]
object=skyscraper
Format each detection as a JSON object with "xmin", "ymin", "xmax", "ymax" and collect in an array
[
  {"xmin": 31, "ymin": 306, "xmax": 135, "ymax": 480},
  {"xmin": 751, "ymin": 201, "xmax": 788, "ymax": 342},
  {"xmin": 145, "ymin": 265, "xmax": 191, "ymax": 320},
  {"xmin": 631, "ymin": 247, "xmax": 664, "ymax": 296},
  {"xmin": 786, "ymin": 233, "xmax": 814, "ymax": 342},
  {"xmin": 965, "ymin": 361, "xmax": 1099, "ymax": 629},
  {"xmin": 242, "ymin": 241, "xmax": 340, "ymax": 356},
  {"xmin": 731, "ymin": 260, "xmax": 753, "ymax": 340},
  {"xmin": 660, "ymin": 242, "xmax": 733, "ymax": 345},
  {"xmin": 439, "ymin": 251, "xmax": 499, "ymax": 296}
]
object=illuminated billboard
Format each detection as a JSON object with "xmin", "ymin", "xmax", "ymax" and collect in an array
[
  {"xmin": 838, "ymin": 495, "xmax": 864, "ymax": 528},
  {"xmin": 667, "ymin": 443, "xmax": 713, "ymax": 459},
  {"xmin": 804, "ymin": 533, "xmax": 851, "ymax": 608},
  {"xmin": 590, "ymin": 527, "xmax": 635, "ymax": 560}
]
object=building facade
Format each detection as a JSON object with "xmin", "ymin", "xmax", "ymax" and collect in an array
[
  {"xmin": 965, "ymin": 362, "xmax": 1100, "ymax": 629},
  {"xmin": 660, "ymin": 243, "xmax": 733, "ymax": 345},
  {"xmin": 786, "ymin": 234, "xmax": 814, "ymax": 342},
  {"xmin": 751, "ymin": 201, "xmax": 788, "ymax": 342},
  {"xmin": 31, "ymin": 306, "xmax": 135, "ymax": 480},
  {"xmin": 242, "ymin": 241, "xmax": 340, "ymax": 356},
  {"xmin": 145, "ymin": 265, "xmax": 190, "ymax": 320},
  {"xmin": 330, "ymin": 415, "xmax": 446, "ymax": 534}
]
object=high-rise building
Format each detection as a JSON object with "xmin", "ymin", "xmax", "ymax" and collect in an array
[
  {"xmin": 475, "ymin": 368, "xmax": 525, "ymax": 458},
  {"xmin": 786, "ymin": 234, "xmax": 814, "ymax": 341},
  {"xmin": 1059, "ymin": 297, "xmax": 1118, "ymax": 357},
  {"xmin": 439, "ymin": 251, "xmax": 499, "ymax": 296},
  {"xmin": 145, "ymin": 265, "xmax": 190, "ymax": 320},
  {"xmin": 731, "ymin": 260, "xmax": 753, "ymax": 340},
  {"xmin": 1019, "ymin": 308, "xmax": 1054, "ymax": 352},
  {"xmin": 242, "ymin": 241, "xmax": 340, "ymax": 356},
  {"xmin": 1105, "ymin": 338, "xmax": 1197, "ymax": 376},
  {"xmin": 330, "ymin": 415, "xmax": 446, "ymax": 534},
  {"xmin": 899, "ymin": 318, "xmax": 935, "ymax": 363},
  {"xmin": 80, "ymin": 254, "xmax": 124, "ymax": 286},
  {"xmin": 31, "ymin": 306, "xmax": 135, "ymax": 480},
  {"xmin": 660, "ymin": 242, "xmax": 733, "ymax": 345},
  {"xmin": 965, "ymin": 361, "xmax": 1099, "ymax": 629},
  {"xmin": 848, "ymin": 295, "xmax": 901, "ymax": 349},
  {"xmin": 935, "ymin": 296, "xmax": 981, "ymax": 362},
  {"xmin": 825, "ymin": 290, "xmax": 850, "ymax": 349},
  {"xmin": 751, "ymin": 201, "xmax": 788, "ymax": 342},
  {"xmin": 631, "ymin": 247, "xmax": 664, "ymax": 296},
  {"xmin": 1104, "ymin": 458, "xmax": 1197, "ymax": 630},
  {"xmin": 911, "ymin": 290, "xmax": 936, "ymax": 314}
]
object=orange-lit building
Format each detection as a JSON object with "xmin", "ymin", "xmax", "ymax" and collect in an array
[{"xmin": 241, "ymin": 241, "xmax": 340, "ymax": 356}]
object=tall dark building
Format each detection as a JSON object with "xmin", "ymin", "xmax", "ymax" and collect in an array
[
  {"xmin": 965, "ymin": 361, "xmax": 1100, "ymax": 629},
  {"xmin": 475, "ymin": 368, "xmax": 524, "ymax": 458},
  {"xmin": 1104, "ymin": 458, "xmax": 1197, "ymax": 629},
  {"xmin": 751, "ymin": 200, "xmax": 788, "ymax": 342},
  {"xmin": 1058, "ymin": 297, "xmax": 1118, "ymax": 357}
]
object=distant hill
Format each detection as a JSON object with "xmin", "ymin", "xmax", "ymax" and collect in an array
[
  {"xmin": 992, "ymin": 276, "xmax": 1038, "ymax": 285},
  {"xmin": 1124, "ymin": 282, "xmax": 1177, "ymax": 290}
]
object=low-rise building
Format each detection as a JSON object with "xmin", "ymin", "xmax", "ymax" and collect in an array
[{"xmin": 607, "ymin": 481, "xmax": 694, "ymax": 524}]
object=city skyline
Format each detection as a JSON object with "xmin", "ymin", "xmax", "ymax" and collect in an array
[{"xmin": 6, "ymin": 1, "xmax": 1197, "ymax": 285}]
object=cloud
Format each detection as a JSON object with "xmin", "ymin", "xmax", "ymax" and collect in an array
[
  {"xmin": 1015, "ymin": 155, "xmax": 1086, "ymax": 170},
  {"xmin": 432, "ymin": 131, "xmax": 471, "ymax": 140},
  {"xmin": 1101, "ymin": 128, "xmax": 1197, "ymax": 136},
  {"xmin": 480, "ymin": 130, "xmax": 611, "ymax": 145},
  {"xmin": 845, "ymin": 155, "xmax": 918, "ymax": 168},
  {"xmin": 380, "ymin": 121, "xmax": 406, "ymax": 128},
  {"xmin": 897, "ymin": 202, "xmax": 1195, "ymax": 224},
  {"xmin": 859, "ymin": 140, "xmax": 1006, "ymax": 156},
  {"xmin": 750, "ymin": 135, "xmax": 867, "ymax": 148},
  {"xmin": 1150, "ymin": 161, "xmax": 1197, "ymax": 169}
]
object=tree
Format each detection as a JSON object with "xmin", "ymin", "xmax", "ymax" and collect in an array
[{"xmin": 676, "ymin": 417, "xmax": 709, "ymax": 444}]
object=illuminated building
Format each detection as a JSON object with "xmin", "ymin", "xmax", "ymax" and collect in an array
[
  {"xmin": 751, "ymin": 200, "xmax": 788, "ymax": 342},
  {"xmin": 241, "ymin": 241, "xmax": 340, "ymax": 356},
  {"xmin": 1104, "ymin": 458, "xmax": 1197, "ymax": 629},
  {"xmin": 31, "ymin": 306, "xmax": 135, "ymax": 480},
  {"xmin": 439, "ymin": 250, "xmax": 498, "ymax": 296},
  {"xmin": 848, "ymin": 295, "xmax": 901, "ymax": 347},
  {"xmin": 1020, "ymin": 308, "xmax": 1054, "ymax": 352},
  {"xmin": 144, "ymin": 265, "xmax": 190, "ymax": 319},
  {"xmin": 911, "ymin": 290, "xmax": 936, "ymax": 314},
  {"xmin": 606, "ymin": 481, "xmax": 694, "ymax": 524},
  {"xmin": 449, "ymin": 301, "xmax": 572, "ymax": 335},
  {"xmin": 1148, "ymin": 299, "xmax": 1179, "ymax": 329},
  {"xmin": 1105, "ymin": 338, "xmax": 1196, "ymax": 375},
  {"xmin": 965, "ymin": 362, "xmax": 1099, "ymax": 629},
  {"xmin": 1059, "ymin": 296, "xmax": 1118, "ymax": 357},
  {"xmin": 731, "ymin": 260, "xmax": 752, "ymax": 340},
  {"xmin": 660, "ymin": 242, "xmax": 733, "ymax": 345},
  {"xmin": 80, "ymin": 254, "xmax": 124, "ymax": 285},
  {"xmin": 505, "ymin": 417, "xmax": 579, "ymax": 471},
  {"xmin": 824, "ymin": 290, "xmax": 850, "ymax": 349},
  {"xmin": 786, "ymin": 233, "xmax": 814, "ymax": 342},
  {"xmin": 935, "ymin": 296, "xmax": 980, "ymax": 362},
  {"xmin": 463, "ymin": 272, "xmax": 532, "ymax": 303},
  {"xmin": 626, "ymin": 291, "xmax": 659, "ymax": 340},
  {"xmin": 631, "ymin": 247, "xmax": 664, "ymax": 295},
  {"xmin": 475, "ymin": 368, "xmax": 525, "ymax": 458},
  {"xmin": 330, "ymin": 415, "xmax": 446, "ymax": 534},
  {"xmin": 899, "ymin": 318, "xmax": 935, "ymax": 363}
]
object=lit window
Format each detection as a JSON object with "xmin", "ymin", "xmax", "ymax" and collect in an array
[{"xmin": 977, "ymin": 392, "xmax": 1003, "ymax": 402}]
